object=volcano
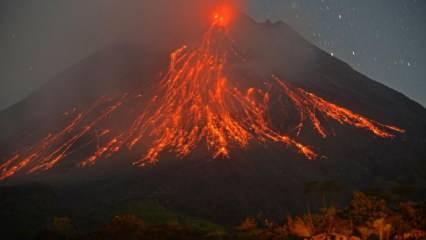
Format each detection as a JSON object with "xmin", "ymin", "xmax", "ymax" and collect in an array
[{"xmin": 0, "ymin": 11, "xmax": 425, "ymax": 223}]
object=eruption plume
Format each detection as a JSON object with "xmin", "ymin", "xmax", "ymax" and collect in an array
[{"xmin": 0, "ymin": 10, "xmax": 404, "ymax": 180}]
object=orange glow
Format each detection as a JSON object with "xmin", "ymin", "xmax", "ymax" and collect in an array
[
  {"xmin": 0, "ymin": 14, "xmax": 405, "ymax": 181},
  {"xmin": 274, "ymin": 76, "xmax": 405, "ymax": 138},
  {"xmin": 116, "ymin": 23, "xmax": 317, "ymax": 165},
  {"xmin": 0, "ymin": 96, "xmax": 125, "ymax": 180},
  {"xmin": 212, "ymin": 5, "xmax": 234, "ymax": 27}
]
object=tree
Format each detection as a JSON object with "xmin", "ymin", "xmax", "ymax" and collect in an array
[
  {"xmin": 348, "ymin": 192, "xmax": 389, "ymax": 224},
  {"xmin": 51, "ymin": 217, "xmax": 73, "ymax": 234},
  {"xmin": 97, "ymin": 214, "xmax": 146, "ymax": 240},
  {"xmin": 287, "ymin": 215, "xmax": 314, "ymax": 238}
]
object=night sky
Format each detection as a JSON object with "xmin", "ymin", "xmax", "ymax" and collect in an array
[
  {"xmin": 0, "ymin": 0, "xmax": 425, "ymax": 110},
  {"xmin": 247, "ymin": 0, "xmax": 426, "ymax": 107}
]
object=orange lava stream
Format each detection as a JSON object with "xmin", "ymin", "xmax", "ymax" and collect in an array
[
  {"xmin": 0, "ymin": 97, "xmax": 124, "ymax": 180},
  {"xmin": 95, "ymin": 23, "xmax": 318, "ymax": 166},
  {"xmin": 0, "ymin": 17, "xmax": 405, "ymax": 181},
  {"xmin": 274, "ymin": 76, "xmax": 405, "ymax": 138}
]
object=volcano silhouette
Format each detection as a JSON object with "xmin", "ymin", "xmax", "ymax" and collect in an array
[{"xmin": 0, "ymin": 13, "xmax": 425, "ymax": 222}]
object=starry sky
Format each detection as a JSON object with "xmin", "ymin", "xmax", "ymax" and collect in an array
[
  {"xmin": 246, "ymin": 0, "xmax": 426, "ymax": 107},
  {"xmin": 0, "ymin": 0, "xmax": 425, "ymax": 110}
]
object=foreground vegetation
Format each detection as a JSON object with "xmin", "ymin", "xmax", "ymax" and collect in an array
[{"xmin": 33, "ymin": 192, "xmax": 425, "ymax": 240}]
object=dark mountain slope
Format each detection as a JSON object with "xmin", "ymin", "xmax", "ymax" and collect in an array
[{"xmin": 0, "ymin": 13, "xmax": 425, "ymax": 225}]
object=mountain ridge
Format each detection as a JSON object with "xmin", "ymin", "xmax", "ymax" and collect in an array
[{"xmin": 0, "ymin": 12, "xmax": 425, "ymax": 223}]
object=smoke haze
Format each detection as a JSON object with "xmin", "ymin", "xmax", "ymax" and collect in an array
[{"xmin": 0, "ymin": 0, "xmax": 245, "ymax": 110}]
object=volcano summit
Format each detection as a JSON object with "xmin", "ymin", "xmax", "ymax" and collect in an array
[
  {"xmin": 0, "ymin": 10, "xmax": 425, "ymax": 222},
  {"xmin": 0, "ymin": 12, "xmax": 406, "ymax": 179}
]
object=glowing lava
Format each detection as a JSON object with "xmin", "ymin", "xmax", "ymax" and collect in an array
[
  {"xmin": 118, "ymin": 25, "xmax": 317, "ymax": 166},
  {"xmin": 212, "ymin": 5, "xmax": 233, "ymax": 27},
  {"xmin": 274, "ymin": 76, "xmax": 405, "ymax": 138},
  {"xmin": 0, "ymin": 11, "xmax": 405, "ymax": 180},
  {"xmin": 0, "ymin": 96, "xmax": 125, "ymax": 180}
]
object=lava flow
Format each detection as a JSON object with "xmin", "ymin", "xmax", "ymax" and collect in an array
[
  {"xmin": 120, "ymin": 23, "xmax": 317, "ymax": 166},
  {"xmin": 80, "ymin": 14, "xmax": 318, "ymax": 167},
  {"xmin": 0, "ymin": 10, "xmax": 405, "ymax": 180},
  {"xmin": 0, "ymin": 96, "xmax": 125, "ymax": 180},
  {"xmin": 273, "ymin": 76, "xmax": 405, "ymax": 138}
]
